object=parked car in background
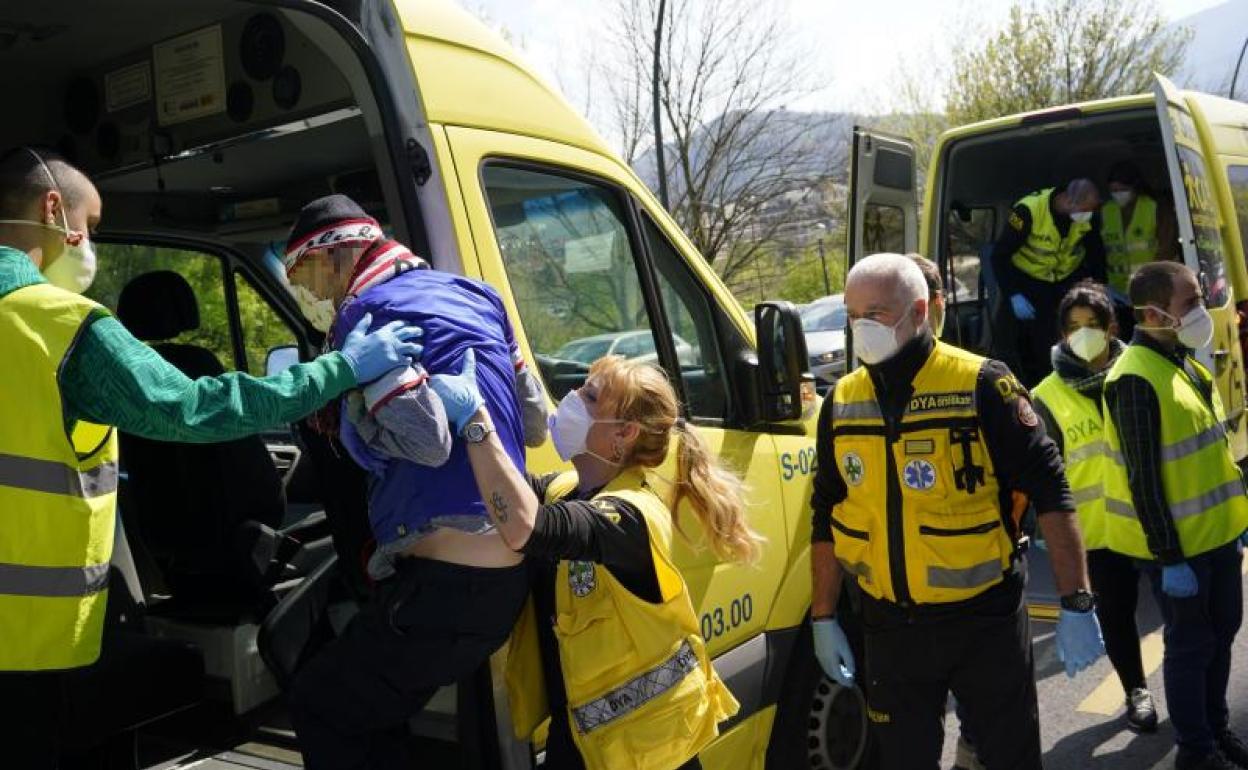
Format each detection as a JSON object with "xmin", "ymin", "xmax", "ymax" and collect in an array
[
  {"xmin": 800, "ymin": 294, "xmax": 847, "ymax": 390},
  {"xmin": 552, "ymin": 329, "xmax": 696, "ymax": 367}
]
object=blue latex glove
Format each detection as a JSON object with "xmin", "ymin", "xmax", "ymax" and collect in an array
[
  {"xmin": 338, "ymin": 313, "xmax": 424, "ymax": 384},
  {"xmin": 812, "ymin": 618, "xmax": 856, "ymax": 687},
  {"xmin": 1055, "ymin": 608, "xmax": 1104, "ymax": 678},
  {"xmin": 430, "ymin": 349, "xmax": 486, "ymax": 434},
  {"xmin": 1162, "ymin": 562, "xmax": 1199, "ymax": 598},
  {"xmin": 1010, "ymin": 293, "xmax": 1036, "ymax": 321}
]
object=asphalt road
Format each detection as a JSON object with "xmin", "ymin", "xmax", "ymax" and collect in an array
[{"xmin": 938, "ymin": 555, "xmax": 1248, "ymax": 769}]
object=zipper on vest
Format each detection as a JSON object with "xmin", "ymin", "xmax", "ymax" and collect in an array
[{"xmin": 884, "ymin": 414, "xmax": 912, "ymax": 608}]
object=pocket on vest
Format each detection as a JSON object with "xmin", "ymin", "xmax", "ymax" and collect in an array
[
  {"xmin": 913, "ymin": 509, "xmax": 1009, "ymax": 600},
  {"xmin": 586, "ymin": 664, "xmax": 716, "ymax": 770},
  {"xmin": 831, "ymin": 510, "xmax": 874, "ymax": 585},
  {"xmin": 555, "ymin": 596, "xmax": 634, "ymax": 690}
]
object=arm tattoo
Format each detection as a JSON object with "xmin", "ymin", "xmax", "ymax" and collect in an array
[{"xmin": 490, "ymin": 491, "xmax": 510, "ymax": 523}]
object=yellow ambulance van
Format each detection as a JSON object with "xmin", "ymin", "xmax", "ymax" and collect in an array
[{"xmin": 0, "ymin": 1, "xmax": 860, "ymax": 767}]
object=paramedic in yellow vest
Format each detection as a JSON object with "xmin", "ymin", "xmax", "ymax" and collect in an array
[
  {"xmin": 0, "ymin": 147, "xmax": 421, "ymax": 768},
  {"xmin": 1031, "ymin": 280, "xmax": 1157, "ymax": 734},
  {"xmin": 809, "ymin": 253, "xmax": 1103, "ymax": 770},
  {"xmin": 428, "ymin": 352, "xmax": 757, "ymax": 770},
  {"xmin": 1103, "ymin": 261, "xmax": 1248, "ymax": 770},
  {"xmin": 992, "ymin": 179, "xmax": 1107, "ymax": 386},
  {"xmin": 1101, "ymin": 161, "xmax": 1177, "ymax": 302}
]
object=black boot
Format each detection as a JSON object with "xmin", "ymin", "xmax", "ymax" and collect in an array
[
  {"xmin": 1218, "ymin": 731, "xmax": 1248, "ymax": 768},
  {"xmin": 1125, "ymin": 687, "xmax": 1158, "ymax": 732}
]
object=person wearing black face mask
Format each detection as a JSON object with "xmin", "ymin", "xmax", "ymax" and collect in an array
[
  {"xmin": 808, "ymin": 253, "xmax": 1101, "ymax": 770},
  {"xmin": 1032, "ymin": 280, "xmax": 1158, "ymax": 734}
]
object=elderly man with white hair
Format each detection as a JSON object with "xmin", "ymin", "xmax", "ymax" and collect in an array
[{"xmin": 808, "ymin": 253, "xmax": 1103, "ymax": 769}]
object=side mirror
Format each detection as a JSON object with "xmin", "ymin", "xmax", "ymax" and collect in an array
[
  {"xmin": 266, "ymin": 345, "xmax": 301, "ymax": 376},
  {"xmin": 755, "ymin": 301, "xmax": 811, "ymax": 422}
]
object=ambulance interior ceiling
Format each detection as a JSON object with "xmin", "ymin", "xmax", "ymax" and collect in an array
[
  {"xmin": 0, "ymin": 0, "xmax": 383, "ymax": 245},
  {"xmin": 942, "ymin": 110, "xmax": 1167, "ymax": 240}
]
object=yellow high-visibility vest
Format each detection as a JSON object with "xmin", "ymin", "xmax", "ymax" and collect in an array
[
  {"xmin": 1032, "ymin": 372, "xmax": 1111, "ymax": 550},
  {"xmin": 0, "ymin": 282, "xmax": 118, "ymax": 670},
  {"xmin": 505, "ymin": 467, "xmax": 738, "ymax": 769},
  {"xmin": 1012, "ymin": 189, "xmax": 1092, "ymax": 283},
  {"xmin": 1102, "ymin": 194, "xmax": 1158, "ymax": 295},
  {"xmin": 1103, "ymin": 344, "xmax": 1248, "ymax": 559},
  {"xmin": 829, "ymin": 341, "xmax": 1018, "ymax": 605}
]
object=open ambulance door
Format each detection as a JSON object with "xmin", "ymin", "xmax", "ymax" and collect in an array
[
  {"xmin": 847, "ymin": 127, "xmax": 919, "ymax": 368},
  {"xmin": 1153, "ymin": 73, "xmax": 1248, "ymax": 456}
]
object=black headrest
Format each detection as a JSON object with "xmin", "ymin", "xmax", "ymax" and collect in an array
[{"xmin": 117, "ymin": 271, "xmax": 200, "ymax": 341}]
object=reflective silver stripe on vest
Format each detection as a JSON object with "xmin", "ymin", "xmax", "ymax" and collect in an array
[
  {"xmin": 1105, "ymin": 497, "xmax": 1135, "ymax": 518},
  {"xmin": 1170, "ymin": 478, "xmax": 1248, "ymax": 521},
  {"xmin": 833, "ymin": 401, "xmax": 883, "ymax": 421},
  {"xmin": 1070, "ymin": 483, "xmax": 1104, "ymax": 506},
  {"xmin": 1160, "ymin": 423, "xmax": 1227, "ymax": 462},
  {"xmin": 0, "ymin": 453, "xmax": 118, "ymax": 499},
  {"xmin": 571, "ymin": 639, "xmax": 700, "ymax": 735},
  {"xmin": 1066, "ymin": 440, "xmax": 1111, "ymax": 466},
  {"xmin": 0, "ymin": 561, "xmax": 109, "ymax": 598},
  {"xmin": 927, "ymin": 558, "xmax": 1003, "ymax": 589},
  {"xmin": 837, "ymin": 558, "xmax": 873, "ymax": 582}
]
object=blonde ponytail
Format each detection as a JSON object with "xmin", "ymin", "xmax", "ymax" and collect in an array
[
  {"xmin": 671, "ymin": 420, "xmax": 764, "ymax": 565},
  {"xmin": 587, "ymin": 356, "xmax": 765, "ymax": 565}
]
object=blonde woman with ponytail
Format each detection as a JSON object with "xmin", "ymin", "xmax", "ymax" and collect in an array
[{"xmin": 430, "ymin": 352, "xmax": 761, "ymax": 770}]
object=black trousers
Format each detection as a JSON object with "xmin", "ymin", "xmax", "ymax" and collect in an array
[
  {"xmin": 1141, "ymin": 542, "xmax": 1243, "ymax": 756},
  {"xmin": 862, "ymin": 590, "xmax": 1040, "ymax": 770},
  {"xmin": 1014, "ymin": 278, "xmax": 1073, "ymax": 388},
  {"xmin": 0, "ymin": 670, "xmax": 65, "ymax": 769},
  {"xmin": 1087, "ymin": 548, "xmax": 1147, "ymax": 693},
  {"xmin": 289, "ymin": 557, "xmax": 529, "ymax": 770}
]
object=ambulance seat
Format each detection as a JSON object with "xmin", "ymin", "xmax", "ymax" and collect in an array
[{"xmin": 114, "ymin": 270, "xmax": 324, "ymax": 618}]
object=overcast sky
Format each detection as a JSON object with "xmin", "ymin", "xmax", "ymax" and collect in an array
[{"xmin": 461, "ymin": 0, "xmax": 1228, "ymax": 118}]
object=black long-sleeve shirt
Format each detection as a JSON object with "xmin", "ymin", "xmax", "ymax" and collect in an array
[
  {"xmin": 520, "ymin": 473, "xmax": 663, "ymax": 767},
  {"xmin": 991, "ymin": 193, "xmax": 1107, "ymax": 297},
  {"xmin": 810, "ymin": 332, "xmax": 1073, "ymax": 546},
  {"xmin": 1103, "ymin": 331, "xmax": 1213, "ymax": 564}
]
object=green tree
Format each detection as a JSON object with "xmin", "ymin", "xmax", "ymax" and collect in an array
[{"xmin": 946, "ymin": 0, "xmax": 1191, "ymax": 126}]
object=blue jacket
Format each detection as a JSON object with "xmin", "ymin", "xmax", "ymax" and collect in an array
[{"xmin": 332, "ymin": 268, "xmax": 526, "ymax": 546}]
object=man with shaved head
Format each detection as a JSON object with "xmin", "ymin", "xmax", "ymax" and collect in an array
[
  {"xmin": 808, "ymin": 252, "xmax": 1103, "ymax": 769},
  {"xmin": 0, "ymin": 147, "xmax": 420, "ymax": 766},
  {"xmin": 993, "ymin": 178, "xmax": 1107, "ymax": 385}
]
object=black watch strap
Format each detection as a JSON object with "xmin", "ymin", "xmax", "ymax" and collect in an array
[{"xmin": 1060, "ymin": 589, "xmax": 1096, "ymax": 613}]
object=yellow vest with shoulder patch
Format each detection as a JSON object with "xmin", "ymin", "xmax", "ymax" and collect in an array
[
  {"xmin": 1012, "ymin": 188, "xmax": 1092, "ymax": 283},
  {"xmin": 1102, "ymin": 194, "xmax": 1158, "ymax": 294},
  {"xmin": 829, "ymin": 341, "xmax": 1018, "ymax": 605},
  {"xmin": 0, "ymin": 282, "xmax": 118, "ymax": 670},
  {"xmin": 1032, "ymin": 372, "xmax": 1110, "ymax": 550},
  {"xmin": 505, "ymin": 468, "xmax": 738, "ymax": 769},
  {"xmin": 1102, "ymin": 345, "xmax": 1248, "ymax": 559}
]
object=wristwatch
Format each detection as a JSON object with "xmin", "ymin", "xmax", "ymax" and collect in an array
[
  {"xmin": 1059, "ymin": 589, "xmax": 1096, "ymax": 613},
  {"xmin": 462, "ymin": 421, "xmax": 494, "ymax": 444}
]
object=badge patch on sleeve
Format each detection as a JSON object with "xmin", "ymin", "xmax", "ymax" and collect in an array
[
  {"xmin": 1017, "ymin": 397, "xmax": 1039, "ymax": 428},
  {"xmin": 592, "ymin": 499, "xmax": 621, "ymax": 523}
]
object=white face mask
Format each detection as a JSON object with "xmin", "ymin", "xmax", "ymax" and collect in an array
[
  {"xmin": 851, "ymin": 309, "xmax": 911, "ymax": 365},
  {"xmin": 1111, "ymin": 190, "xmax": 1135, "ymax": 207},
  {"xmin": 0, "ymin": 215, "xmax": 97, "ymax": 294},
  {"xmin": 1069, "ymin": 211, "xmax": 1094, "ymax": 224},
  {"xmin": 1141, "ymin": 304, "xmax": 1215, "ymax": 350},
  {"xmin": 289, "ymin": 283, "xmax": 336, "ymax": 333},
  {"xmin": 549, "ymin": 389, "xmax": 626, "ymax": 464},
  {"xmin": 1066, "ymin": 326, "xmax": 1108, "ymax": 362}
]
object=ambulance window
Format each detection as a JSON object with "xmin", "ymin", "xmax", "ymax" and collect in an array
[
  {"xmin": 482, "ymin": 164, "xmax": 654, "ymax": 400},
  {"xmin": 1176, "ymin": 147, "xmax": 1229, "ymax": 307},
  {"xmin": 88, "ymin": 244, "xmax": 235, "ymax": 370},
  {"xmin": 640, "ymin": 213, "xmax": 729, "ymax": 420},
  {"xmin": 235, "ymin": 273, "xmax": 297, "ymax": 374},
  {"xmin": 1226, "ymin": 165, "xmax": 1248, "ymax": 271},
  {"xmin": 864, "ymin": 204, "xmax": 906, "ymax": 254}
]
